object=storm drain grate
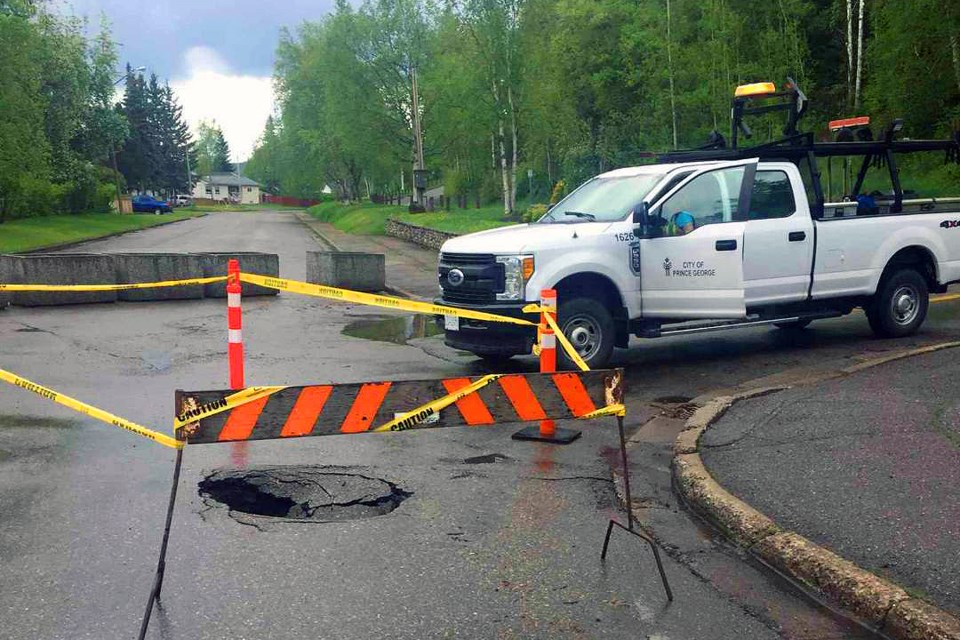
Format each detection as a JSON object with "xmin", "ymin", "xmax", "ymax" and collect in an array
[{"xmin": 198, "ymin": 466, "xmax": 411, "ymax": 523}]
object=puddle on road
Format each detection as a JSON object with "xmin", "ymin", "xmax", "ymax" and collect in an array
[
  {"xmin": 463, "ymin": 453, "xmax": 511, "ymax": 465},
  {"xmin": 652, "ymin": 395, "xmax": 693, "ymax": 404},
  {"xmin": 199, "ymin": 466, "xmax": 412, "ymax": 524},
  {"xmin": 0, "ymin": 414, "xmax": 77, "ymax": 429},
  {"xmin": 341, "ymin": 314, "xmax": 442, "ymax": 345}
]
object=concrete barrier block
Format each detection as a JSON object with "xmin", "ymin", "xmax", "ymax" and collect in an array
[
  {"xmin": 307, "ymin": 251, "xmax": 385, "ymax": 292},
  {"xmin": 0, "ymin": 255, "xmax": 18, "ymax": 310},
  {"xmin": 196, "ymin": 252, "xmax": 280, "ymax": 298},
  {"xmin": 113, "ymin": 253, "xmax": 205, "ymax": 301},
  {"xmin": 12, "ymin": 253, "xmax": 118, "ymax": 306}
]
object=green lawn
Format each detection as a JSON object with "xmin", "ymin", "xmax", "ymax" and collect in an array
[
  {"xmin": 307, "ymin": 201, "xmax": 521, "ymax": 236},
  {"xmin": 0, "ymin": 212, "xmax": 203, "ymax": 254}
]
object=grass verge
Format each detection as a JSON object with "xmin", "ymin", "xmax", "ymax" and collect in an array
[
  {"xmin": 0, "ymin": 212, "xmax": 202, "ymax": 254},
  {"xmin": 307, "ymin": 201, "xmax": 520, "ymax": 236}
]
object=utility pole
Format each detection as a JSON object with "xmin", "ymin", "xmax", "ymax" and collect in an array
[
  {"xmin": 410, "ymin": 65, "xmax": 426, "ymax": 210},
  {"xmin": 185, "ymin": 149, "xmax": 192, "ymax": 199}
]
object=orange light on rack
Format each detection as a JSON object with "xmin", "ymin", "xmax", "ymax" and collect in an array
[
  {"xmin": 829, "ymin": 116, "xmax": 871, "ymax": 131},
  {"xmin": 734, "ymin": 82, "xmax": 777, "ymax": 97}
]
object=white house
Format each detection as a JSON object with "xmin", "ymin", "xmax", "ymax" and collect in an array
[{"xmin": 192, "ymin": 173, "xmax": 262, "ymax": 204}]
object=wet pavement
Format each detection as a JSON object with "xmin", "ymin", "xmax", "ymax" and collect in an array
[
  {"xmin": 701, "ymin": 347, "xmax": 960, "ymax": 617},
  {"xmin": 1, "ymin": 210, "xmax": 959, "ymax": 638}
]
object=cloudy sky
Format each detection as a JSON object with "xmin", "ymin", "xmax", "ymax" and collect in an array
[{"xmin": 58, "ymin": 0, "xmax": 343, "ymax": 161}]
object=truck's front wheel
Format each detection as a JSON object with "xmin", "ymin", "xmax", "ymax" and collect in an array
[
  {"xmin": 557, "ymin": 297, "xmax": 615, "ymax": 369},
  {"xmin": 866, "ymin": 268, "xmax": 928, "ymax": 338}
]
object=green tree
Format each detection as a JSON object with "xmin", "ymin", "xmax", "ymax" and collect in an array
[
  {"xmin": 0, "ymin": 0, "xmax": 51, "ymax": 221},
  {"xmin": 196, "ymin": 120, "xmax": 232, "ymax": 175},
  {"xmin": 118, "ymin": 67, "xmax": 156, "ymax": 191}
]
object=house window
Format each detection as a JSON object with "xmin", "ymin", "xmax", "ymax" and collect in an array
[
  {"xmin": 215, "ymin": 187, "xmax": 221, "ymax": 195},
  {"xmin": 246, "ymin": 187, "xmax": 252, "ymax": 192},
  {"xmin": 205, "ymin": 186, "xmax": 212, "ymax": 194}
]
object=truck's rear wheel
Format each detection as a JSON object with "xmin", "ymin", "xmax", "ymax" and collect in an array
[
  {"xmin": 866, "ymin": 268, "xmax": 928, "ymax": 338},
  {"xmin": 557, "ymin": 297, "xmax": 615, "ymax": 369}
]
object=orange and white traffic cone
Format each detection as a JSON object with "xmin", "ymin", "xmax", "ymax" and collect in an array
[{"xmin": 512, "ymin": 289, "xmax": 581, "ymax": 444}]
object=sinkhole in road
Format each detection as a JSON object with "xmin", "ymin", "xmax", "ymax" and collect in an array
[{"xmin": 198, "ymin": 466, "xmax": 412, "ymax": 522}]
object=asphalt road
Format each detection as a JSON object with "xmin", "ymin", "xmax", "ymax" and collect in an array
[
  {"xmin": 1, "ymin": 210, "xmax": 956, "ymax": 639},
  {"xmin": 701, "ymin": 347, "xmax": 960, "ymax": 617}
]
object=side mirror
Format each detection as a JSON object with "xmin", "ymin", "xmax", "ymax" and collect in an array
[{"xmin": 632, "ymin": 202, "xmax": 651, "ymax": 238}]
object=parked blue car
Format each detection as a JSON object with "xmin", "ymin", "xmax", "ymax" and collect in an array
[{"xmin": 132, "ymin": 195, "xmax": 172, "ymax": 214}]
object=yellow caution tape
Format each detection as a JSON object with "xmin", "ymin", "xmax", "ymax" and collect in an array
[
  {"xmin": 174, "ymin": 385, "xmax": 286, "ymax": 433},
  {"xmin": 523, "ymin": 303, "xmax": 591, "ymax": 372},
  {"xmin": 0, "ymin": 275, "xmax": 227, "ymax": 292},
  {"xmin": 373, "ymin": 374, "xmax": 503, "ymax": 432},
  {"xmin": 0, "ymin": 367, "xmax": 182, "ymax": 449},
  {"xmin": 578, "ymin": 403, "xmax": 626, "ymax": 419},
  {"xmin": 239, "ymin": 275, "xmax": 590, "ymax": 372},
  {"xmin": 239, "ymin": 273, "xmax": 538, "ymax": 327}
]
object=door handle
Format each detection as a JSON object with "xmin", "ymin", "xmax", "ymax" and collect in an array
[
  {"xmin": 715, "ymin": 239, "xmax": 738, "ymax": 251},
  {"xmin": 788, "ymin": 231, "xmax": 807, "ymax": 242}
]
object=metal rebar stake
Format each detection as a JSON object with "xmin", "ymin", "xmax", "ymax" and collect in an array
[
  {"xmin": 137, "ymin": 426, "xmax": 185, "ymax": 640},
  {"xmin": 600, "ymin": 415, "xmax": 674, "ymax": 601}
]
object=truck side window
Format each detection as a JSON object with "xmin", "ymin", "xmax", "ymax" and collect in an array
[
  {"xmin": 659, "ymin": 166, "xmax": 744, "ymax": 234},
  {"xmin": 748, "ymin": 171, "xmax": 796, "ymax": 220}
]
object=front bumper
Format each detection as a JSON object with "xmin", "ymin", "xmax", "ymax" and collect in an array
[{"xmin": 435, "ymin": 300, "xmax": 537, "ymax": 356}]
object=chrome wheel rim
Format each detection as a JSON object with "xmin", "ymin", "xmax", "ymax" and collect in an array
[
  {"xmin": 562, "ymin": 314, "xmax": 602, "ymax": 362},
  {"xmin": 891, "ymin": 285, "xmax": 920, "ymax": 325}
]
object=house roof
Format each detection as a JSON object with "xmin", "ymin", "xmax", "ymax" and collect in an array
[{"xmin": 201, "ymin": 173, "xmax": 261, "ymax": 187}]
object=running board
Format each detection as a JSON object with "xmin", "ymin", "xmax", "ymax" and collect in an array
[{"xmin": 641, "ymin": 312, "xmax": 844, "ymax": 338}]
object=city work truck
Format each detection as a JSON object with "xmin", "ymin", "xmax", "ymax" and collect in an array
[{"xmin": 437, "ymin": 80, "xmax": 960, "ymax": 368}]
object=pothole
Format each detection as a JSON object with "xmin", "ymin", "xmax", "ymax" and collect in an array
[
  {"xmin": 341, "ymin": 315, "xmax": 442, "ymax": 345},
  {"xmin": 198, "ymin": 466, "xmax": 411, "ymax": 524}
]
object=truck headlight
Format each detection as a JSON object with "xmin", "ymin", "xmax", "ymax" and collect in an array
[{"xmin": 496, "ymin": 255, "xmax": 534, "ymax": 301}]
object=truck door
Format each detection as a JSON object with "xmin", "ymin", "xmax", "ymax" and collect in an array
[
  {"xmin": 742, "ymin": 167, "xmax": 815, "ymax": 306},
  {"xmin": 639, "ymin": 160, "xmax": 757, "ymax": 319}
]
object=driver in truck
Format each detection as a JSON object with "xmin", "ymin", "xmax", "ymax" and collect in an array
[
  {"xmin": 663, "ymin": 190, "xmax": 697, "ymax": 236},
  {"xmin": 666, "ymin": 210, "xmax": 696, "ymax": 236}
]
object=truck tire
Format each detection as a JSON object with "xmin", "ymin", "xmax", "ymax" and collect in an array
[
  {"xmin": 866, "ymin": 268, "xmax": 928, "ymax": 338},
  {"xmin": 557, "ymin": 297, "xmax": 615, "ymax": 369}
]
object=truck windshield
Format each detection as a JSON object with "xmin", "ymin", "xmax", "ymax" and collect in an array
[{"xmin": 539, "ymin": 173, "xmax": 665, "ymax": 223}]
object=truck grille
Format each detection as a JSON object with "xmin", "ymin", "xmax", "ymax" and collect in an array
[{"xmin": 439, "ymin": 253, "xmax": 503, "ymax": 304}]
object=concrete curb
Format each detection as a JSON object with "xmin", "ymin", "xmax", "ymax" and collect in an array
[
  {"xmin": 19, "ymin": 213, "xmax": 206, "ymax": 254},
  {"xmin": 671, "ymin": 341, "xmax": 960, "ymax": 640},
  {"xmin": 293, "ymin": 211, "xmax": 341, "ymax": 252}
]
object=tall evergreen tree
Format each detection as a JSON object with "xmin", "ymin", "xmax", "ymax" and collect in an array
[
  {"xmin": 118, "ymin": 66, "xmax": 156, "ymax": 191},
  {"xmin": 196, "ymin": 120, "xmax": 232, "ymax": 175}
]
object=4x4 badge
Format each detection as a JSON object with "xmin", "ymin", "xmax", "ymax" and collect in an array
[{"xmin": 629, "ymin": 242, "xmax": 641, "ymax": 276}]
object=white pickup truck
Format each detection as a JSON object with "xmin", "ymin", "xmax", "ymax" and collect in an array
[{"xmin": 436, "ymin": 83, "xmax": 960, "ymax": 368}]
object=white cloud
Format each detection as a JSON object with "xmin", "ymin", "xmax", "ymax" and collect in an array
[{"xmin": 171, "ymin": 46, "xmax": 274, "ymax": 162}]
